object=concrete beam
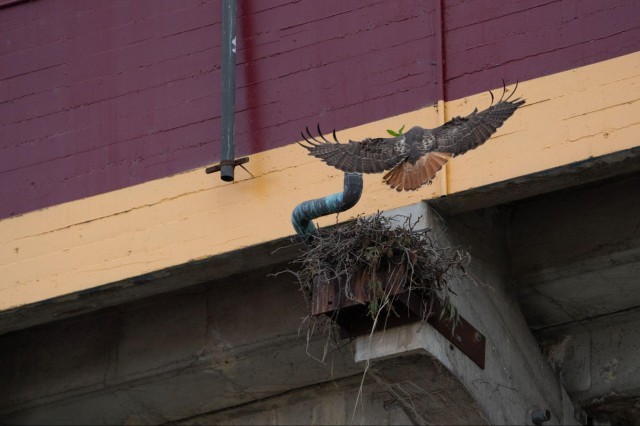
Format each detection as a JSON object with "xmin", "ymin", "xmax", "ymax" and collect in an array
[
  {"xmin": 355, "ymin": 203, "xmax": 578, "ymax": 425},
  {"xmin": 367, "ymin": 353, "xmax": 489, "ymax": 424},
  {"xmin": 172, "ymin": 374, "xmax": 415, "ymax": 425},
  {"xmin": 509, "ymin": 174, "xmax": 640, "ymax": 330},
  {"xmin": 3, "ymin": 179, "xmax": 636, "ymax": 424},
  {"xmin": 0, "ymin": 264, "xmax": 362, "ymax": 424},
  {"xmin": 538, "ymin": 308, "xmax": 640, "ymax": 425},
  {"xmin": 3, "ymin": 149, "xmax": 637, "ymax": 339},
  {"xmin": 0, "ymin": 236, "xmax": 301, "ymax": 336},
  {"xmin": 431, "ymin": 147, "xmax": 640, "ymax": 215}
]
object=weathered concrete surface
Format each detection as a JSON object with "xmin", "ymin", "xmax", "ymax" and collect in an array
[
  {"xmin": 368, "ymin": 354, "xmax": 489, "ymax": 425},
  {"xmin": 1, "ymin": 174, "xmax": 639, "ymax": 424},
  {"xmin": 0, "ymin": 236, "xmax": 301, "ymax": 335},
  {"xmin": 432, "ymin": 147, "xmax": 640, "ymax": 215},
  {"xmin": 172, "ymin": 373, "xmax": 414, "ymax": 425},
  {"xmin": 0, "ymin": 251, "xmax": 494, "ymax": 425},
  {"xmin": 172, "ymin": 353, "xmax": 487, "ymax": 425},
  {"xmin": 510, "ymin": 174, "xmax": 640, "ymax": 329},
  {"xmin": 356, "ymin": 203, "xmax": 578, "ymax": 425},
  {"xmin": 538, "ymin": 309, "xmax": 640, "ymax": 425},
  {"xmin": 357, "ymin": 174, "xmax": 640, "ymax": 425},
  {"xmin": 509, "ymin": 173, "xmax": 640, "ymax": 424},
  {"xmin": 0, "ymin": 264, "xmax": 364, "ymax": 424},
  {"xmin": 506, "ymin": 172, "xmax": 640, "ymax": 425}
]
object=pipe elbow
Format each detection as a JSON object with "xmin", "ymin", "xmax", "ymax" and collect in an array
[{"xmin": 291, "ymin": 172, "xmax": 363, "ymax": 243}]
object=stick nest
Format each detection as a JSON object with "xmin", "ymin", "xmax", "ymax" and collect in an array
[{"xmin": 292, "ymin": 212, "xmax": 470, "ymax": 323}]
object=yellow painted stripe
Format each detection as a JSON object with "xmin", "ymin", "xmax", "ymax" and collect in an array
[{"xmin": 1, "ymin": 51, "xmax": 639, "ymax": 311}]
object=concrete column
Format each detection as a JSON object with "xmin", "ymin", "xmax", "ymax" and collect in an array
[{"xmin": 354, "ymin": 203, "xmax": 578, "ymax": 425}]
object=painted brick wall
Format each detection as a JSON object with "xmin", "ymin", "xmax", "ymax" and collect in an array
[
  {"xmin": 1, "ymin": 0, "xmax": 639, "ymax": 219},
  {"xmin": 444, "ymin": 0, "xmax": 640, "ymax": 99},
  {"xmin": 0, "ymin": 0, "xmax": 437, "ymax": 218}
]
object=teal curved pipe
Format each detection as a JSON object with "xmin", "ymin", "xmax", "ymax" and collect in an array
[{"xmin": 291, "ymin": 173, "xmax": 363, "ymax": 244}]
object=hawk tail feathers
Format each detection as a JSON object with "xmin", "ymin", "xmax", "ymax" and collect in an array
[{"xmin": 383, "ymin": 152, "xmax": 450, "ymax": 191}]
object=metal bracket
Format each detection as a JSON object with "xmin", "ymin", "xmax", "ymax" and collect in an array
[
  {"xmin": 312, "ymin": 264, "xmax": 486, "ymax": 369},
  {"xmin": 411, "ymin": 294, "xmax": 486, "ymax": 369},
  {"xmin": 205, "ymin": 157, "xmax": 249, "ymax": 175}
]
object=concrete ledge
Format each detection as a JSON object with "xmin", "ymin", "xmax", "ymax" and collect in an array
[
  {"xmin": 431, "ymin": 147, "xmax": 640, "ymax": 214},
  {"xmin": 368, "ymin": 353, "xmax": 488, "ymax": 425},
  {"xmin": 0, "ymin": 236, "xmax": 301, "ymax": 335},
  {"xmin": 538, "ymin": 307, "xmax": 640, "ymax": 424},
  {"xmin": 355, "ymin": 202, "xmax": 578, "ymax": 425}
]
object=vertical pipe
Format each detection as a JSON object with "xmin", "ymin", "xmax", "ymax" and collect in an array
[
  {"xmin": 435, "ymin": 0, "xmax": 448, "ymax": 196},
  {"xmin": 220, "ymin": 0, "xmax": 237, "ymax": 182},
  {"xmin": 435, "ymin": 0, "xmax": 446, "ymax": 116}
]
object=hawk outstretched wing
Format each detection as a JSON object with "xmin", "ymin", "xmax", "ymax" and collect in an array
[
  {"xmin": 298, "ymin": 125, "xmax": 406, "ymax": 174},
  {"xmin": 300, "ymin": 83, "xmax": 525, "ymax": 191},
  {"xmin": 433, "ymin": 93, "xmax": 525, "ymax": 156}
]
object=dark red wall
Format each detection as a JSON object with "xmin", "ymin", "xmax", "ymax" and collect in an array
[
  {"xmin": 1, "ymin": 0, "xmax": 639, "ymax": 218},
  {"xmin": 443, "ymin": 0, "xmax": 640, "ymax": 100},
  {"xmin": 0, "ymin": 0, "xmax": 438, "ymax": 218}
]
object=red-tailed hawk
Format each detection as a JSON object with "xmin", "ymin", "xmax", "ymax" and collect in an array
[{"xmin": 300, "ymin": 84, "xmax": 525, "ymax": 191}]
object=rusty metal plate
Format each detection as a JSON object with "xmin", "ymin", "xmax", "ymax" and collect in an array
[
  {"xmin": 311, "ymin": 262, "xmax": 406, "ymax": 316},
  {"xmin": 311, "ymin": 265, "xmax": 486, "ymax": 369},
  {"xmin": 400, "ymin": 294, "xmax": 486, "ymax": 369}
]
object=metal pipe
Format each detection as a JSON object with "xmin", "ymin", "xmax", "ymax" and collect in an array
[
  {"xmin": 435, "ymin": 0, "xmax": 446, "ymax": 106},
  {"xmin": 435, "ymin": 0, "xmax": 449, "ymax": 197},
  {"xmin": 220, "ymin": 0, "xmax": 237, "ymax": 182},
  {"xmin": 292, "ymin": 173, "xmax": 363, "ymax": 244}
]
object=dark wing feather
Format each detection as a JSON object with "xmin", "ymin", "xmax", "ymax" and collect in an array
[
  {"xmin": 299, "ymin": 132, "xmax": 406, "ymax": 173},
  {"xmin": 433, "ymin": 97, "xmax": 525, "ymax": 156}
]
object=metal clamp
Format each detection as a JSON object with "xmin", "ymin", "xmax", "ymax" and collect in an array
[{"xmin": 205, "ymin": 157, "xmax": 250, "ymax": 178}]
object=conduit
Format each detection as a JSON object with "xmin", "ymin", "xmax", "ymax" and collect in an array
[
  {"xmin": 205, "ymin": 0, "xmax": 249, "ymax": 180},
  {"xmin": 292, "ymin": 172, "xmax": 363, "ymax": 245},
  {"xmin": 435, "ymin": 0, "xmax": 449, "ymax": 196}
]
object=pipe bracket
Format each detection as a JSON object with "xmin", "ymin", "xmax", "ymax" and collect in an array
[{"xmin": 205, "ymin": 157, "xmax": 249, "ymax": 176}]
